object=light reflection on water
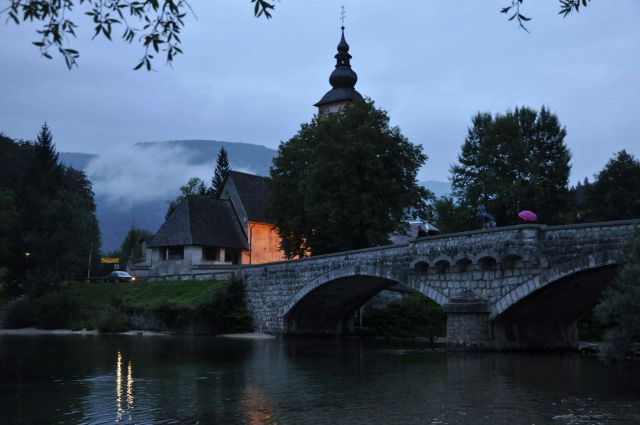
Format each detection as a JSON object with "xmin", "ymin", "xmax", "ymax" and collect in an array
[
  {"xmin": 0, "ymin": 335, "xmax": 638, "ymax": 424},
  {"xmin": 115, "ymin": 351, "xmax": 135, "ymax": 422}
]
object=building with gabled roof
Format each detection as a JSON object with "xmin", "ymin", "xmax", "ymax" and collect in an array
[
  {"xmin": 219, "ymin": 170, "xmax": 285, "ymax": 265},
  {"xmin": 136, "ymin": 171, "xmax": 285, "ymax": 278}
]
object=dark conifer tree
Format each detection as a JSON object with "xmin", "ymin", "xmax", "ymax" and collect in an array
[
  {"xmin": 210, "ymin": 147, "xmax": 231, "ymax": 196},
  {"xmin": 17, "ymin": 124, "xmax": 101, "ymax": 293}
]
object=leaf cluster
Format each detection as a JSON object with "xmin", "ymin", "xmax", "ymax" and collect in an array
[
  {"xmin": 268, "ymin": 100, "xmax": 430, "ymax": 258},
  {"xmin": 501, "ymin": 0, "xmax": 591, "ymax": 31},
  {"xmin": 2, "ymin": 0, "xmax": 275, "ymax": 69}
]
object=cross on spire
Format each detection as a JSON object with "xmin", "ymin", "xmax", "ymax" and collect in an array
[{"xmin": 340, "ymin": 5, "xmax": 345, "ymax": 29}]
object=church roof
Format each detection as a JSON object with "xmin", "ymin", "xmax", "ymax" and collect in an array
[
  {"xmin": 314, "ymin": 27, "xmax": 363, "ymax": 108},
  {"xmin": 148, "ymin": 196, "xmax": 249, "ymax": 249},
  {"xmin": 227, "ymin": 170, "xmax": 273, "ymax": 224}
]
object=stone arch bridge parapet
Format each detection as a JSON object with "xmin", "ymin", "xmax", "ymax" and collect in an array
[{"xmin": 240, "ymin": 220, "xmax": 639, "ymax": 348}]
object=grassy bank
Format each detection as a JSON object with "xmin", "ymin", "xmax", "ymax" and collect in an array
[{"xmin": 4, "ymin": 279, "xmax": 253, "ymax": 334}]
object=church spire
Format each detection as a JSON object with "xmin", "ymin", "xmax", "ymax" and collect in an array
[{"xmin": 314, "ymin": 25, "xmax": 364, "ymax": 113}]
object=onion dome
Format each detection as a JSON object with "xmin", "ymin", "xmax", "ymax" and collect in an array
[{"xmin": 314, "ymin": 26, "xmax": 364, "ymax": 111}]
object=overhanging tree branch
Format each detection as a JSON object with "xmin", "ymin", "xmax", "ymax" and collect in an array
[{"xmin": 2, "ymin": 0, "xmax": 274, "ymax": 69}]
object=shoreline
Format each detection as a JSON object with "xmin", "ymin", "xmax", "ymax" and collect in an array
[
  {"xmin": 0, "ymin": 327, "xmax": 276, "ymax": 339},
  {"xmin": 0, "ymin": 327, "xmax": 168, "ymax": 336}
]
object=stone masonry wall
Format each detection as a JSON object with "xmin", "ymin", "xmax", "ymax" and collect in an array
[{"xmin": 242, "ymin": 220, "xmax": 640, "ymax": 335}]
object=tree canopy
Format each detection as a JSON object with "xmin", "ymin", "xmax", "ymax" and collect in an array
[
  {"xmin": 165, "ymin": 176, "xmax": 208, "ymax": 219},
  {"xmin": 2, "ymin": 0, "xmax": 591, "ymax": 69},
  {"xmin": 434, "ymin": 106, "xmax": 571, "ymax": 231},
  {"xmin": 117, "ymin": 227, "xmax": 154, "ymax": 266},
  {"xmin": 268, "ymin": 100, "xmax": 431, "ymax": 258},
  {"xmin": 580, "ymin": 150, "xmax": 640, "ymax": 222},
  {"xmin": 0, "ymin": 126, "xmax": 101, "ymax": 295}
]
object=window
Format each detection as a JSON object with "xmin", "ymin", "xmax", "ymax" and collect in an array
[
  {"xmin": 225, "ymin": 249, "xmax": 239, "ymax": 265},
  {"xmin": 167, "ymin": 246, "xmax": 184, "ymax": 260},
  {"xmin": 202, "ymin": 246, "xmax": 219, "ymax": 261}
]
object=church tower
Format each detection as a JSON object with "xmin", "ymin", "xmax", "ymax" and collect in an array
[{"xmin": 314, "ymin": 26, "xmax": 364, "ymax": 114}]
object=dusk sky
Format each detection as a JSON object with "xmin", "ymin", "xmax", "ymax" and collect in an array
[{"xmin": 1, "ymin": 1, "xmax": 638, "ymax": 184}]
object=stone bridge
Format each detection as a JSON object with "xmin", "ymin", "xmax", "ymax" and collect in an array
[{"xmin": 241, "ymin": 220, "xmax": 639, "ymax": 350}]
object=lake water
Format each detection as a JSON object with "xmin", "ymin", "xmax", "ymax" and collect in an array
[{"xmin": 1, "ymin": 334, "xmax": 639, "ymax": 424}]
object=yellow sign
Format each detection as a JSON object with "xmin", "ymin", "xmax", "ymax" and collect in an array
[{"xmin": 101, "ymin": 257, "xmax": 120, "ymax": 264}]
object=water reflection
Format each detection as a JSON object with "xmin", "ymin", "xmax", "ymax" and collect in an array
[
  {"xmin": 0, "ymin": 335, "xmax": 638, "ymax": 424},
  {"xmin": 115, "ymin": 350, "xmax": 134, "ymax": 421},
  {"xmin": 242, "ymin": 385, "xmax": 274, "ymax": 424}
]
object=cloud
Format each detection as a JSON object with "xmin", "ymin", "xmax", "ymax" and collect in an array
[{"xmin": 85, "ymin": 143, "xmax": 253, "ymax": 208}]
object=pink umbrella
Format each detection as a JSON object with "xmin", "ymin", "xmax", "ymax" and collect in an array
[{"xmin": 518, "ymin": 210, "xmax": 537, "ymax": 222}]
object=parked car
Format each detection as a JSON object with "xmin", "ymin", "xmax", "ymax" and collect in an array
[{"xmin": 102, "ymin": 271, "xmax": 136, "ymax": 283}]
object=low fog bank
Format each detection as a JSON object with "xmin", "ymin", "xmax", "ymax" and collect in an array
[
  {"xmin": 61, "ymin": 140, "xmax": 276, "ymax": 251},
  {"xmin": 85, "ymin": 141, "xmax": 270, "ymax": 208},
  {"xmin": 60, "ymin": 140, "xmax": 450, "ymax": 252}
]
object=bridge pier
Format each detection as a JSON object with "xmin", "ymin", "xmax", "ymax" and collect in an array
[{"xmin": 443, "ymin": 289, "xmax": 493, "ymax": 350}]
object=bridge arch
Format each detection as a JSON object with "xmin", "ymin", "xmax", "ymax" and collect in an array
[
  {"xmin": 280, "ymin": 267, "xmax": 447, "ymax": 334},
  {"xmin": 489, "ymin": 252, "xmax": 620, "ymax": 350},
  {"xmin": 493, "ymin": 253, "xmax": 620, "ymax": 318}
]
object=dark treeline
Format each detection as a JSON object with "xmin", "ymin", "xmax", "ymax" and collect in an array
[
  {"xmin": 573, "ymin": 150, "xmax": 640, "ymax": 223},
  {"xmin": 0, "ymin": 125, "xmax": 101, "ymax": 295}
]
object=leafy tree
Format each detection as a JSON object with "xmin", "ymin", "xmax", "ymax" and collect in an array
[
  {"xmin": 2, "ymin": 0, "xmax": 275, "ymax": 69},
  {"xmin": 583, "ymin": 151, "xmax": 640, "ymax": 221},
  {"xmin": 165, "ymin": 177, "xmax": 208, "ymax": 219},
  {"xmin": 210, "ymin": 147, "xmax": 231, "ymax": 196},
  {"xmin": 118, "ymin": 227, "xmax": 154, "ymax": 265},
  {"xmin": 269, "ymin": 99, "xmax": 430, "ymax": 258},
  {"xmin": 443, "ymin": 106, "xmax": 571, "ymax": 230},
  {"xmin": 595, "ymin": 230, "xmax": 640, "ymax": 364}
]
